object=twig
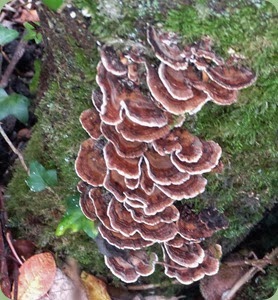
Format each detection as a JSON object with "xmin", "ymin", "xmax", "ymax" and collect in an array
[
  {"xmin": 224, "ymin": 258, "xmax": 271, "ymax": 268},
  {"xmin": 1, "ymin": 49, "xmax": 12, "ymax": 64},
  {"xmin": 127, "ymin": 279, "xmax": 180, "ymax": 291},
  {"xmin": 222, "ymin": 247, "xmax": 278, "ymax": 300},
  {"xmin": 11, "ymin": 260, "xmax": 19, "ymax": 300},
  {"xmin": 0, "ymin": 222, "xmax": 11, "ymax": 298},
  {"xmin": 156, "ymin": 261, "xmax": 190, "ymax": 271},
  {"xmin": 0, "ymin": 124, "xmax": 29, "ymax": 175},
  {"xmin": 0, "ymin": 188, "xmax": 11, "ymax": 297},
  {"xmin": 0, "ymin": 33, "xmax": 27, "ymax": 88},
  {"xmin": 5, "ymin": 232, "xmax": 23, "ymax": 265}
]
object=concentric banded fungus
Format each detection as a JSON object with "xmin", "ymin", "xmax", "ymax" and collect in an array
[
  {"xmin": 147, "ymin": 25, "xmax": 189, "ymax": 70},
  {"xmin": 124, "ymin": 203, "xmax": 180, "ymax": 225},
  {"xmin": 108, "ymin": 198, "xmax": 178, "ymax": 242},
  {"xmin": 79, "ymin": 109, "xmax": 102, "ymax": 140},
  {"xmin": 164, "ymin": 241, "xmax": 205, "ymax": 268},
  {"xmin": 101, "ymin": 123, "xmax": 147, "ymax": 158},
  {"xmin": 103, "ymin": 142, "xmax": 142, "ymax": 179},
  {"xmin": 178, "ymin": 205, "xmax": 228, "ymax": 242},
  {"xmin": 158, "ymin": 63, "xmax": 193, "ymax": 100},
  {"xmin": 100, "ymin": 45, "xmax": 127, "ymax": 76},
  {"xmin": 75, "ymin": 139, "xmax": 107, "ymax": 186},
  {"xmin": 76, "ymin": 26, "xmax": 256, "ymax": 284},
  {"xmin": 206, "ymin": 64, "xmax": 257, "ymax": 90},
  {"xmin": 105, "ymin": 251, "xmax": 158, "ymax": 283},
  {"xmin": 163, "ymin": 244, "xmax": 222, "ymax": 285}
]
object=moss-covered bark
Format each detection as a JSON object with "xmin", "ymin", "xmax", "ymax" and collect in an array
[
  {"xmin": 6, "ymin": 7, "xmax": 106, "ymax": 274},
  {"xmin": 6, "ymin": 0, "xmax": 277, "ymax": 296}
]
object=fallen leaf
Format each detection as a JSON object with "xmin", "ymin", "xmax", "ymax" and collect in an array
[
  {"xmin": 16, "ymin": 253, "xmax": 56, "ymax": 300},
  {"xmin": 39, "ymin": 269, "xmax": 87, "ymax": 300},
  {"xmin": 81, "ymin": 271, "xmax": 111, "ymax": 300},
  {"xmin": 14, "ymin": 9, "xmax": 39, "ymax": 23},
  {"xmin": 200, "ymin": 256, "xmax": 248, "ymax": 300}
]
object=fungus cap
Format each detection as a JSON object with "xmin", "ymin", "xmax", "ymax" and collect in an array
[
  {"xmin": 100, "ymin": 45, "xmax": 127, "ymax": 76},
  {"xmin": 147, "ymin": 26, "xmax": 189, "ymax": 70},
  {"xmin": 75, "ymin": 139, "xmax": 107, "ymax": 187}
]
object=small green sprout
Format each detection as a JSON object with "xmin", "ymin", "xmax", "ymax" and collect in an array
[{"xmin": 56, "ymin": 195, "xmax": 98, "ymax": 239}]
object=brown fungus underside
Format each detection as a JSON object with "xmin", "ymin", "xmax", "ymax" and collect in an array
[{"xmin": 75, "ymin": 26, "xmax": 256, "ymax": 284}]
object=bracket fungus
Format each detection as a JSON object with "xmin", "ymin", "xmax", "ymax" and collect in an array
[{"xmin": 75, "ymin": 26, "xmax": 256, "ymax": 284}]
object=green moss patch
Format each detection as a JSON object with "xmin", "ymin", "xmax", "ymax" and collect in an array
[{"xmin": 165, "ymin": 2, "xmax": 277, "ymax": 247}]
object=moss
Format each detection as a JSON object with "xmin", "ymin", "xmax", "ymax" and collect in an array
[
  {"xmin": 74, "ymin": 0, "xmax": 167, "ymax": 41},
  {"xmin": 165, "ymin": 2, "xmax": 277, "ymax": 248},
  {"xmin": 6, "ymin": 8, "xmax": 104, "ymax": 274}
]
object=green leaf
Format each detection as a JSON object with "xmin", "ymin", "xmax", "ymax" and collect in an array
[
  {"xmin": 0, "ymin": 90, "xmax": 30, "ymax": 124},
  {"xmin": 0, "ymin": 24, "xmax": 19, "ymax": 45},
  {"xmin": 23, "ymin": 22, "xmax": 42, "ymax": 44},
  {"xmin": 25, "ymin": 161, "xmax": 58, "ymax": 192},
  {"xmin": 42, "ymin": 0, "xmax": 63, "ymax": 11},
  {"xmin": 55, "ymin": 195, "xmax": 98, "ymax": 238}
]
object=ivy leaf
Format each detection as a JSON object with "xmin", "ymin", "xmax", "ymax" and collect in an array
[
  {"xmin": 42, "ymin": 0, "xmax": 64, "ymax": 11},
  {"xmin": 0, "ymin": 89, "xmax": 30, "ymax": 124},
  {"xmin": 56, "ymin": 195, "xmax": 98, "ymax": 239},
  {"xmin": 0, "ymin": 24, "xmax": 19, "ymax": 45},
  {"xmin": 25, "ymin": 161, "xmax": 58, "ymax": 192}
]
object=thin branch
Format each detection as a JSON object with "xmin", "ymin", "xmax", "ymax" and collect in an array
[
  {"xmin": 5, "ymin": 232, "xmax": 23, "ymax": 265},
  {"xmin": 127, "ymin": 279, "xmax": 180, "ymax": 291},
  {"xmin": 0, "ymin": 124, "xmax": 29, "ymax": 175},
  {"xmin": 0, "ymin": 222, "xmax": 11, "ymax": 298},
  {"xmin": 0, "ymin": 188, "xmax": 11, "ymax": 297},
  {"xmin": 224, "ymin": 258, "xmax": 271, "ymax": 269},
  {"xmin": 0, "ymin": 33, "xmax": 27, "ymax": 88},
  {"xmin": 222, "ymin": 247, "xmax": 278, "ymax": 300}
]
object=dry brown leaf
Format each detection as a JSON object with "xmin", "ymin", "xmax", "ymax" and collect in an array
[
  {"xmin": 200, "ymin": 259, "xmax": 248, "ymax": 300},
  {"xmin": 39, "ymin": 269, "xmax": 88, "ymax": 300},
  {"xmin": 15, "ymin": 252, "xmax": 56, "ymax": 300},
  {"xmin": 14, "ymin": 9, "xmax": 40, "ymax": 23},
  {"xmin": 81, "ymin": 271, "xmax": 111, "ymax": 300}
]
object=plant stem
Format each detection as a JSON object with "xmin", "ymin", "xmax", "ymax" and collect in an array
[
  {"xmin": 0, "ymin": 124, "xmax": 29, "ymax": 175},
  {"xmin": 0, "ymin": 33, "xmax": 27, "ymax": 88}
]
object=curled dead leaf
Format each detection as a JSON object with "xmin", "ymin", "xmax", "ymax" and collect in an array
[
  {"xmin": 39, "ymin": 269, "xmax": 87, "ymax": 300},
  {"xmin": 81, "ymin": 271, "xmax": 111, "ymax": 300}
]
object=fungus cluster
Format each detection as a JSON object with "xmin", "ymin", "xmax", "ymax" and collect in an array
[{"xmin": 75, "ymin": 26, "xmax": 256, "ymax": 284}]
